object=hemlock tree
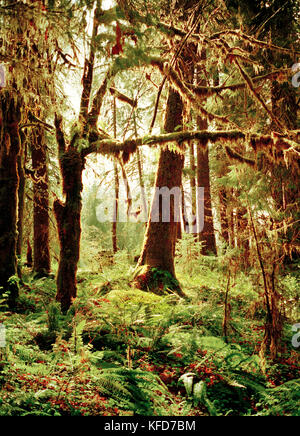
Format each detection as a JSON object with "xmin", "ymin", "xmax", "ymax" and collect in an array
[{"xmin": 134, "ymin": 87, "xmax": 186, "ymax": 297}]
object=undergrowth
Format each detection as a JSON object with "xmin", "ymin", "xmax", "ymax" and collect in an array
[{"xmin": 0, "ymin": 250, "xmax": 299, "ymax": 416}]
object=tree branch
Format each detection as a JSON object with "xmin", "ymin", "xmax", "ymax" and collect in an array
[
  {"xmin": 233, "ymin": 57, "xmax": 285, "ymax": 132},
  {"xmin": 156, "ymin": 22, "xmax": 300, "ymax": 56},
  {"xmin": 208, "ymin": 29, "xmax": 300, "ymax": 56},
  {"xmin": 109, "ymin": 87, "xmax": 137, "ymax": 107},
  {"xmin": 87, "ymin": 68, "xmax": 114, "ymax": 128},
  {"xmin": 54, "ymin": 113, "xmax": 66, "ymax": 156},
  {"xmin": 191, "ymin": 69, "xmax": 289, "ymax": 97},
  {"xmin": 81, "ymin": 129, "xmax": 300, "ymax": 166},
  {"xmin": 79, "ymin": 2, "xmax": 101, "ymax": 124},
  {"xmin": 151, "ymin": 59, "xmax": 235, "ymax": 126}
]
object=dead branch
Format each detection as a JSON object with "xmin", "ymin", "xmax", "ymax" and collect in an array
[{"xmin": 109, "ymin": 87, "xmax": 137, "ymax": 107}]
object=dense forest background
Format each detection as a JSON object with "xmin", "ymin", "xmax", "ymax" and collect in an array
[{"xmin": 0, "ymin": 0, "xmax": 299, "ymax": 417}]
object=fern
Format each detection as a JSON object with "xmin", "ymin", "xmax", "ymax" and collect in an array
[
  {"xmin": 254, "ymin": 379, "xmax": 300, "ymax": 416},
  {"xmin": 93, "ymin": 368, "xmax": 170, "ymax": 415}
]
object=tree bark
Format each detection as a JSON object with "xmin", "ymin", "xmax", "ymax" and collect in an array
[
  {"xmin": 25, "ymin": 240, "xmax": 33, "ymax": 268},
  {"xmin": 195, "ymin": 50, "xmax": 217, "ymax": 255},
  {"xmin": 189, "ymin": 142, "xmax": 197, "ymax": 231},
  {"xmin": 196, "ymin": 116, "xmax": 217, "ymax": 255},
  {"xmin": 219, "ymin": 188, "xmax": 229, "ymax": 244},
  {"xmin": 16, "ymin": 148, "xmax": 26, "ymax": 274},
  {"xmin": 0, "ymin": 91, "xmax": 21, "ymax": 308},
  {"xmin": 112, "ymin": 161, "xmax": 119, "ymax": 253},
  {"xmin": 54, "ymin": 149, "xmax": 85, "ymax": 312},
  {"xmin": 134, "ymin": 107, "xmax": 148, "ymax": 222},
  {"xmin": 32, "ymin": 128, "xmax": 51, "ymax": 276},
  {"xmin": 134, "ymin": 88, "xmax": 186, "ymax": 297}
]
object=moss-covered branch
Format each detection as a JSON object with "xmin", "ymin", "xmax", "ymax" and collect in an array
[
  {"xmin": 155, "ymin": 22, "xmax": 300, "ymax": 56},
  {"xmin": 87, "ymin": 69, "xmax": 114, "ymax": 128},
  {"xmin": 82, "ymin": 129, "xmax": 299, "ymax": 167},
  {"xmin": 191, "ymin": 69, "xmax": 289, "ymax": 97},
  {"xmin": 208, "ymin": 29, "xmax": 300, "ymax": 56},
  {"xmin": 150, "ymin": 59, "xmax": 235, "ymax": 126}
]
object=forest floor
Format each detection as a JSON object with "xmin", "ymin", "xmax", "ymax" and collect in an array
[{"xmin": 0, "ymin": 251, "xmax": 299, "ymax": 416}]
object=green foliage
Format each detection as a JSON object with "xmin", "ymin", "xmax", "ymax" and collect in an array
[
  {"xmin": 0, "ymin": 241, "xmax": 299, "ymax": 416},
  {"xmin": 94, "ymin": 367, "xmax": 170, "ymax": 415},
  {"xmin": 254, "ymin": 379, "xmax": 300, "ymax": 416},
  {"xmin": 0, "ymin": 275, "xmax": 20, "ymax": 310},
  {"xmin": 46, "ymin": 301, "xmax": 62, "ymax": 333}
]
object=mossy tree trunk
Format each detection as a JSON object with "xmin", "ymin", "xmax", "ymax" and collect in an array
[
  {"xmin": 134, "ymin": 88, "xmax": 186, "ymax": 297},
  {"xmin": 0, "ymin": 91, "xmax": 22, "ymax": 308},
  {"xmin": 54, "ymin": 147, "xmax": 85, "ymax": 313},
  {"xmin": 32, "ymin": 128, "xmax": 51, "ymax": 276},
  {"xmin": 52, "ymin": 5, "xmax": 108, "ymax": 312},
  {"xmin": 195, "ymin": 53, "xmax": 217, "ymax": 255},
  {"xmin": 16, "ymin": 146, "xmax": 26, "ymax": 276},
  {"xmin": 196, "ymin": 139, "xmax": 217, "ymax": 255}
]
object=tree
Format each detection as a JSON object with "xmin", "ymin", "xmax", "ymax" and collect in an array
[
  {"xmin": 32, "ymin": 127, "xmax": 51, "ymax": 276},
  {"xmin": 0, "ymin": 92, "xmax": 22, "ymax": 307},
  {"xmin": 0, "ymin": 0, "xmax": 77, "ymax": 306},
  {"xmin": 196, "ymin": 118, "xmax": 216, "ymax": 255},
  {"xmin": 223, "ymin": 0, "xmax": 300, "ymax": 361},
  {"xmin": 134, "ymin": 87, "xmax": 186, "ymax": 297},
  {"xmin": 53, "ymin": 3, "xmax": 117, "ymax": 311},
  {"xmin": 16, "ymin": 131, "xmax": 26, "ymax": 273},
  {"xmin": 54, "ymin": 117, "xmax": 86, "ymax": 312},
  {"xmin": 195, "ymin": 49, "xmax": 217, "ymax": 255}
]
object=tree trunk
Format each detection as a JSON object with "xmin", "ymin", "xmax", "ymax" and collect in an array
[
  {"xmin": 54, "ymin": 149, "xmax": 85, "ymax": 312},
  {"xmin": 25, "ymin": 240, "xmax": 33, "ymax": 268},
  {"xmin": 16, "ymin": 148, "xmax": 26, "ymax": 276},
  {"xmin": 219, "ymin": 188, "xmax": 229, "ymax": 243},
  {"xmin": 181, "ymin": 184, "xmax": 190, "ymax": 234},
  {"xmin": 133, "ymin": 111, "xmax": 148, "ymax": 222},
  {"xmin": 236, "ymin": 206, "xmax": 251, "ymax": 269},
  {"xmin": 111, "ymin": 95, "xmax": 119, "ymax": 254},
  {"xmin": 32, "ymin": 128, "xmax": 50, "ymax": 276},
  {"xmin": 134, "ymin": 88, "xmax": 186, "ymax": 297},
  {"xmin": 189, "ymin": 142, "xmax": 197, "ymax": 232},
  {"xmin": 0, "ymin": 92, "xmax": 21, "ymax": 308},
  {"xmin": 195, "ymin": 51, "xmax": 217, "ymax": 255},
  {"xmin": 196, "ymin": 116, "xmax": 217, "ymax": 255},
  {"xmin": 136, "ymin": 147, "xmax": 148, "ymax": 223},
  {"xmin": 112, "ymin": 161, "xmax": 119, "ymax": 253}
]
